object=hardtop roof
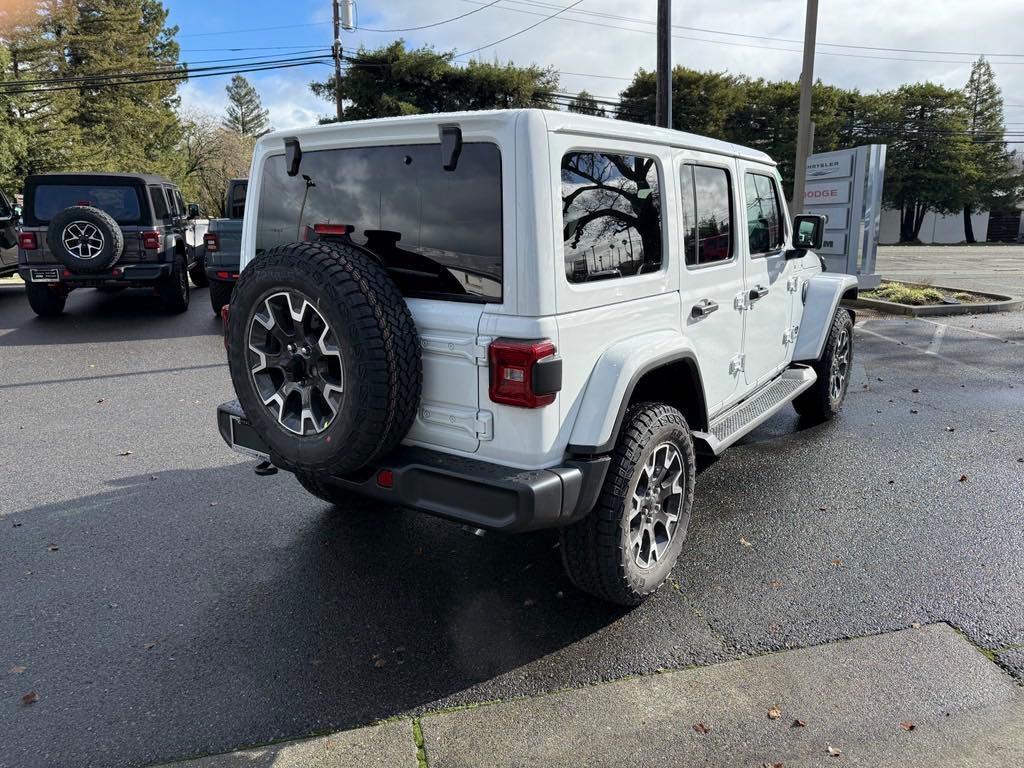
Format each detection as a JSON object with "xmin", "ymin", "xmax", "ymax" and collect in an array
[
  {"xmin": 257, "ymin": 108, "xmax": 775, "ymax": 166},
  {"xmin": 26, "ymin": 172, "xmax": 177, "ymax": 187}
]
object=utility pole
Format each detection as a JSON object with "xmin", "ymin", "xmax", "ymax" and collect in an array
[
  {"xmin": 790, "ymin": 0, "xmax": 819, "ymax": 214},
  {"xmin": 655, "ymin": 0, "xmax": 671, "ymax": 129},
  {"xmin": 332, "ymin": 0, "xmax": 354, "ymax": 121}
]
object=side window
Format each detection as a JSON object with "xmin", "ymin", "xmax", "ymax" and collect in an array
[
  {"xmin": 680, "ymin": 165, "xmax": 733, "ymax": 267},
  {"xmin": 149, "ymin": 185, "xmax": 170, "ymax": 220},
  {"xmin": 561, "ymin": 151, "xmax": 662, "ymax": 284},
  {"xmin": 229, "ymin": 182, "xmax": 247, "ymax": 218},
  {"xmin": 165, "ymin": 187, "xmax": 181, "ymax": 217},
  {"xmin": 744, "ymin": 173, "xmax": 784, "ymax": 254}
]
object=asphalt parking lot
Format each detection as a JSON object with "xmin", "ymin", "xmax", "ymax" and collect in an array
[{"xmin": 1, "ymin": 281, "xmax": 1022, "ymax": 768}]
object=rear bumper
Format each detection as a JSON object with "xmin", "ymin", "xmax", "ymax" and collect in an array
[
  {"xmin": 19, "ymin": 262, "xmax": 172, "ymax": 286},
  {"xmin": 216, "ymin": 399, "xmax": 608, "ymax": 533}
]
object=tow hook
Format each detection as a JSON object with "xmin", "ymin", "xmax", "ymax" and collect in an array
[{"xmin": 254, "ymin": 460, "xmax": 278, "ymax": 476}]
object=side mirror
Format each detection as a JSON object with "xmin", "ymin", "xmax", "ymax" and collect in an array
[
  {"xmin": 439, "ymin": 124, "xmax": 463, "ymax": 172},
  {"xmin": 791, "ymin": 214, "xmax": 826, "ymax": 253},
  {"xmin": 187, "ymin": 203, "xmax": 201, "ymax": 218},
  {"xmin": 285, "ymin": 137, "xmax": 302, "ymax": 177}
]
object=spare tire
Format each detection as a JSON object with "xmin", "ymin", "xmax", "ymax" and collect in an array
[
  {"xmin": 47, "ymin": 206, "xmax": 124, "ymax": 273},
  {"xmin": 227, "ymin": 240, "xmax": 422, "ymax": 475}
]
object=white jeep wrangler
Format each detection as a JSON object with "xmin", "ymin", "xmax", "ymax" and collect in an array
[{"xmin": 216, "ymin": 110, "xmax": 856, "ymax": 605}]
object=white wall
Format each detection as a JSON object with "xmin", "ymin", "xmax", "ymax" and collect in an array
[{"xmin": 880, "ymin": 208, "xmax": 990, "ymax": 244}]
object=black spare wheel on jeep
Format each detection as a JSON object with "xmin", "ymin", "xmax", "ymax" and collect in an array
[
  {"xmin": 226, "ymin": 240, "xmax": 423, "ymax": 475},
  {"xmin": 47, "ymin": 205, "xmax": 124, "ymax": 273}
]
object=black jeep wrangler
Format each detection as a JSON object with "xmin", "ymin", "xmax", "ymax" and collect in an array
[{"xmin": 17, "ymin": 172, "xmax": 206, "ymax": 317}]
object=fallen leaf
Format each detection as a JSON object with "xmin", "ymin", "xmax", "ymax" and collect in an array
[
  {"xmin": 209, "ymin": 502, "xmax": 218, "ymax": 507},
  {"xmin": 46, "ymin": 545, "xmax": 58, "ymax": 552},
  {"xmin": 693, "ymin": 722, "xmax": 712, "ymax": 734},
  {"xmin": 311, "ymin": 659, "xmax": 323, "ymax": 666},
  {"xmin": 149, "ymin": 475, "xmax": 157, "ymax": 481},
  {"xmin": 818, "ymin": 506, "xmax": 827, "ymax": 512},
  {"xmin": 769, "ymin": 579, "xmax": 783, "ymax": 589},
  {"xmin": 827, "ymin": 745, "xmax": 842, "ymax": 757},
  {"xmin": 523, "ymin": 598, "xmax": 536, "ymax": 607},
  {"xmin": 900, "ymin": 721, "xmax": 916, "ymax": 731},
  {"xmin": 767, "ymin": 707, "xmax": 781, "ymax": 720},
  {"xmin": 740, "ymin": 537, "xmax": 753, "ymax": 547},
  {"xmin": 762, "ymin": 763, "xmax": 784, "ymax": 768},
  {"xmin": 831, "ymin": 559, "xmax": 844, "ymax": 567},
  {"xmin": 20, "ymin": 691, "xmax": 39, "ymax": 706},
  {"xmin": 959, "ymin": 475, "xmax": 968, "ymax": 483},
  {"xmin": 791, "ymin": 719, "xmax": 806, "ymax": 728},
  {"xmin": 911, "ymin": 622, "xmax": 921, "ymax": 629},
  {"xmin": 118, "ymin": 450, "xmax": 132, "ymax": 457},
  {"xmin": 373, "ymin": 658, "xmax": 387, "ymax": 669},
  {"xmin": 887, "ymin": 479, "xmax": 895, "ymax": 484},
  {"xmin": 12, "ymin": 521, "xmax": 22, "ymax": 527},
  {"xmin": 910, "ymin": 409, "xmax": 919, "ymax": 414},
  {"xmin": 9, "ymin": 666, "xmax": 26, "ymax": 674},
  {"xmin": 555, "ymin": 591, "xmax": 565, "ymax": 599},
  {"xmin": 945, "ymin": 426, "xmax": 955, "ymax": 432},
  {"xmin": 1016, "ymin": 458, "xmax": 1023, "ymax": 464},
  {"xmin": 143, "ymin": 642, "xmax": 157, "ymax": 651},
  {"xmin": 877, "ymin": 377, "xmax": 884, "ymax": 382},
  {"xmin": 96, "ymin": 398, "xmax": 105, "ymax": 404},
  {"xmin": 912, "ymin": 388, "xmax": 920, "ymax": 393}
]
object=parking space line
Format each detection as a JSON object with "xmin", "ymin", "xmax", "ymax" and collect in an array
[
  {"xmin": 926, "ymin": 324, "xmax": 946, "ymax": 357},
  {"xmin": 857, "ymin": 326, "xmax": 1002, "ymax": 380},
  {"xmin": 921, "ymin": 318, "xmax": 1019, "ymax": 345},
  {"xmin": 0, "ymin": 362, "xmax": 227, "ymax": 390}
]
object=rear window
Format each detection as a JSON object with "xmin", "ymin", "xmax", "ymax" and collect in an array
[
  {"xmin": 29, "ymin": 184, "xmax": 143, "ymax": 225},
  {"xmin": 255, "ymin": 142, "xmax": 503, "ymax": 302}
]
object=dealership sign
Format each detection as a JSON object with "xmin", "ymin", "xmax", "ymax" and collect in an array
[{"xmin": 801, "ymin": 145, "xmax": 887, "ymax": 288}]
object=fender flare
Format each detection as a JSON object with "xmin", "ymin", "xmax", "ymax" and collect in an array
[
  {"xmin": 793, "ymin": 272, "xmax": 858, "ymax": 362},
  {"xmin": 567, "ymin": 331, "xmax": 705, "ymax": 455}
]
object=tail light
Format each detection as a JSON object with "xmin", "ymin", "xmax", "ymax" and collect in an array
[
  {"xmin": 488, "ymin": 339, "xmax": 561, "ymax": 408},
  {"xmin": 215, "ymin": 271, "xmax": 239, "ymax": 280},
  {"xmin": 313, "ymin": 223, "xmax": 353, "ymax": 237},
  {"xmin": 141, "ymin": 231, "xmax": 161, "ymax": 250},
  {"xmin": 204, "ymin": 233, "xmax": 219, "ymax": 252},
  {"xmin": 18, "ymin": 232, "xmax": 37, "ymax": 250}
]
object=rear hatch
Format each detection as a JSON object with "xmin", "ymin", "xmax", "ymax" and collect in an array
[
  {"xmin": 208, "ymin": 219, "xmax": 244, "ymax": 271},
  {"xmin": 250, "ymin": 139, "xmax": 504, "ymax": 453}
]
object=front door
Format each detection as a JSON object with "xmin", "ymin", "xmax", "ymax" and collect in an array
[
  {"xmin": 741, "ymin": 169, "xmax": 795, "ymax": 387},
  {"xmin": 677, "ymin": 154, "xmax": 745, "ymax": 415}
]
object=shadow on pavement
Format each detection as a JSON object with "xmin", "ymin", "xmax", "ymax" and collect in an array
[
  {"xmin": 0, "ymin": 464, "xmax": 619, "ymax": 767},
  {"xmin": 0, "ymin": 284, "xmax": 219, "ymax": 346}
]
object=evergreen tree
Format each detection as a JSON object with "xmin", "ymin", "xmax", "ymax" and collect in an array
[
  {"xmin": 567, "ymin": 90, "xmax": 605, "ymax": 117},
  {"xmin": 309, "ymin": 41, "xmax": 558, "ymax": 122},
  {"xmin": 961, "ymin": 58, "xmax": 1017, "ymax": 242},
  {"xmin": 64, "ymin": 0, "xmax": 181, "ymax": 174},
  {"xmin": 223, "ymin": 74, "xmax": 270, "ymax": 137}
]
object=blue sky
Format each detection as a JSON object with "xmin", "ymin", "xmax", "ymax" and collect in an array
[{"xmin": 165, "ymin": 0, "xmax": 1024, "ymax": 132}]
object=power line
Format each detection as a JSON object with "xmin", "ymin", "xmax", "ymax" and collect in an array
[
  {"xmin": 357, "ymin": 0, "xmax": 505, "ymax": 32},
  {"xmin": 454, "ymin": 0, "xmax": 585, "ymax": 59},
  {"xmin": 178, "ymin": 20, "xmax": 330, "ymax": 38}
]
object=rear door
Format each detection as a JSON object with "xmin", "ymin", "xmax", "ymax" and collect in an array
[
  {"xmin": 739, "ymin": 166, "xmax": 795, "ymax": 387},
  {"xmin": 676, "ymin": 153, "xmax": 745, "ymax": 414}
]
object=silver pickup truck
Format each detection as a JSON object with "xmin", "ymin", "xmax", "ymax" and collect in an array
[{"xmin": 200, "ymin": 178, "xmax": 246, "ymax": 316}]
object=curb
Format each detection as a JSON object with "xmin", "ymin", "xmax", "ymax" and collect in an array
[{"xmin": 848, "ymin": 281, "xmax": 1024, "ymax": 316}]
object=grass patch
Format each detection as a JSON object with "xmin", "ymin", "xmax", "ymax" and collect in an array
[{"xmin": 866, "ymin": 283, "xmax": 945, "ymax": 305}]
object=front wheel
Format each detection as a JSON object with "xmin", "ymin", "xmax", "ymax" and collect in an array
[
  {"xmin": 157, "ymin": 255, "xmax": 190, "ymax": 314},
  {"xmin": 560, "ymin": 403, "xmax": 696, "ymax": 606},
  {"xmin": 26, "ymin": 282, "xmax": 67, "ymax": 317},
  {"xmin": 209, "ymin": 280, "xmax": 233, "ymax": 317},
  {"xmin": 793, "ymin": 308, "xmax": 853, "ymax": 421},
  {"xmin": 188, "ymin": 250, "xmax": 209, "ymax": 288}
]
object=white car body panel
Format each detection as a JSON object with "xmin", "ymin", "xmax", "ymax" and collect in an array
[
  {"xmin": 240, "ymin": 110, "xmax": 835, "ymax": 471},
  {"xmin": 794, "ymin": 272, "xmax": 858, "ymax": 362}
]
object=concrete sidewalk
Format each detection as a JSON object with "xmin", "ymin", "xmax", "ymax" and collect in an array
[
  {"xmin": 163, "ymin": 624, "xmax": 1023, "ymax": 768},
  {"xmin": 877, "ymin": 245, "xmax": 1024, "ymax": 297}
]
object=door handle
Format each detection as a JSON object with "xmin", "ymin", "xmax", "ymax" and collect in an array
[
  {"xmin": 691, "ymin": 299, "xmax": 719, "ymax": 319},
  {"xmin": 748, "ymin": 285, "xmax": 769, "ymax": 302}
]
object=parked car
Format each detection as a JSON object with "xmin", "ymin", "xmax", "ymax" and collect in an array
[
  {"xmin": 201, "ymin": 178, "xmax": 247, "ymax": 316},
  {"xmin": 215, "ymin": 110, "xmax": 855, "ymax": 605},
  {"xmin": 17, "ymin": 172, "xmax": 206, "ymax": 316},
  {"xmin": 0, "ymin": 189, "xmax": 18, "ymax": 278}
]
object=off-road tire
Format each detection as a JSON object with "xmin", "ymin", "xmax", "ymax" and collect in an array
[
  {"xmin": 227, "ymin": 240, "xmax": 422, "ymax": 476},
  {"xmin": 188, "ymin": 261, "xmax": 209, "ymax": 288},
  {"xmin": 26, "ymin": 282, "xmax": 67, "ymax": 317},
  {"xmin": 793, "ymin": 308, "xmax": 853, "ymax": 421},
  {"xmin": 209, "ymin": 280, "xmax": 233, "ymax": 317},
  {"xmin": 157, "ymin": 254, "xmax": 190, "ymax": 314},
  {"xmin": 560, "ymin": 403, "xmax": 696, "ymax": 606},
  {"xmin": 47, "ymin": 206, "xmax": 124, "ymax": 273}
]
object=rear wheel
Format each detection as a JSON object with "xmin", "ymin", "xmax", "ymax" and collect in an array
[
  {"xmin": 188, "ymin": 251, "xmax": 209, "ymax": 288},
  {"xmin": 560, "ymin": 403, "xmax": 696, "ymax": 606},
  {"xmin": 26, "ymin": 283, "xmax": 67, "ymax": 317},
  {"xmin": 209, "ymin": 280, "xmax": 233, "ymax": 317},
  {"xmin": 793, "ymin": 308, "xmax": 853, "ymax": 421},
  {"xmin": 157, "ymin": 254, "xmax": 190, "ymax": 313}
]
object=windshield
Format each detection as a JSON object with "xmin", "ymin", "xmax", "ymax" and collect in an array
[
  {"xmin": 29, "ymin": 184, "xmax": 143, "ymax": 225},
  {"xmin": 0, "ymin": 191, "xmax": 12, "ymax": 219},
  {"xmin": 255, "ymin": 142, "xmax": 503, "ymax": 302}
]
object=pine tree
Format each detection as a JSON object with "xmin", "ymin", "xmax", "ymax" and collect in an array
[
  {"xmin": 64, "ymin": 0, "xmax": 182, "ymax": 174},
  {"xmin": 567, "ymin": 90, "xmax": 605, "ymax": 117},
  {"xmin": 223, "ymin": 75, "xmax": 270, "ymax": 137},
  {"xmin": 962, "ymin": 58, "xmax": 1016, "ymax": 242}
]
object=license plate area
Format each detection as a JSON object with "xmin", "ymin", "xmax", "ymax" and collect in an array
[
  {"xmin": 229, "ymin": 415, "xmax": 269, "ymax": 460},
  {"xmin": 29, "ymin": 267, "xmax": 61, "ymax": 282}
]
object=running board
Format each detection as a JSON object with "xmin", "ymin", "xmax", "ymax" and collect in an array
[{"xmin": 693, "ymin": 366, "xmax": 817, "ymax": 455}]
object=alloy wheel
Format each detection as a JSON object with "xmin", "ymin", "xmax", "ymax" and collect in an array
[
  {"xmin": 628, "ymin": 442, "xmax": 685, "ymax": 569},
  {"xmin": 830, "ymin": 327, "xmax": 850, "ymax": 402},
  {"xmin": 62, "ymin": 221, "xmax": 105, "ymax": 260},
  {"xmin": 247, "ymin": 290, "xmax": 344, "ymax": 436}
]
